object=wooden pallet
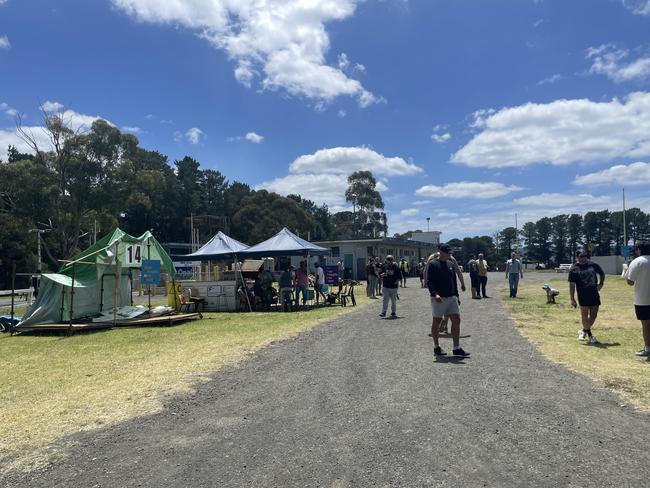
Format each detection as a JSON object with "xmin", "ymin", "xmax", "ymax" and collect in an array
[{"xmin": 14, "ymin": 313, "xmax": 202, "ymax": 332}]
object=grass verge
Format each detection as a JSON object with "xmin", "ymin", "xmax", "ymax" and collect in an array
[
  {"xmin": 502, "ymin": 274, "xmax": 650, "ymax": 411},
  {"xmin": 0, "ymin": 288, "xmax": 369, "ymax": 474}
]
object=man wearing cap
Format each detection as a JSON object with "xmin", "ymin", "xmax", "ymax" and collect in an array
[
  {"xmin": 568, "ymin": 249, "xmax": 606, "ymax": 344},
  {"xmin": 379, "ymin": 255, "xmax": 402, "ymax": 318},
  {"xmin": 427, "ymin": 243, "xmax": 469, "ymax": 356}
]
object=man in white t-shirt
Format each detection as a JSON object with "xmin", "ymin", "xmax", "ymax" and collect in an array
[
  {"xmin": 625, "ymin": 241, "xmax": 650, "ymax": 357},
  {"xmin": 314, "ymin": 262, "xmax": 326, "ymax": 305}
]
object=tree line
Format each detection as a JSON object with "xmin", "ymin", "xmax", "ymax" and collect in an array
[
  {"xmin": 0, "ymin": 115, "xmax": 387, "ymax": 288},
  {"xmin": 439, "ymin": 210, "xmax": 650, "ymax": 270}
]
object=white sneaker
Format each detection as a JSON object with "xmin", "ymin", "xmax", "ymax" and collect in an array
[
  {"xmin": 589, "ymin": 335, "xmax": 599, "ymax": 345},
  {"xmin": 635, "ymin": 348, "xmax": 650, "ymax": 357},
  {"xmin": 578, "ymin": 330, "xmax": 586, "ymax": 341}
]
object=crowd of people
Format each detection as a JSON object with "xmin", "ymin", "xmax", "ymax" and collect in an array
[{"xmin": 370, "ymin": 240, "xmax": 650, "ymax": 360}]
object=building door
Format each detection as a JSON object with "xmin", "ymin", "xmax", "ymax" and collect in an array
[
  {"xmin": 357, "ymin": 257, "xmax": 367, "ymax": 280},
  {"xmin": 344, "ymin": 253, "xmax": 354, "ymax": 279}
]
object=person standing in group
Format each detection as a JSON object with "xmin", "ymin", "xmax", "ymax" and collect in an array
[
  {"xmin": 417, "ymin": 259, "xmax": 425, "ymax": 288},
  {"xmin": 427, "ymin": 243, "xmax": 469, "ymax": 357},
  {"xmin": 279, "ymin": 265, "xmax": 295, "ymax": 312},
  {"xmin": 337, "ymin": 259, "xmax": 345, "ymax": 280},
  {"xmin": 399, "ymin": 258, "xmax": 409, "ymax": 287},
  {"xmin": 467, "ymin": 255, "xmax": 480, "ymax": 299},
  {"xmin": 438, "ymin": 252, "xmax": 464, "ymax": 335},
  {"xmin": 294, "ymin": 261, "xmax": 309, "ymax": 308},
  {"xmin": 375, "ymin": 257, "xmax": 383, "ymax": 296},
  {"xmin": 625, "ymin": 241, "xmax": 650, "ymax": 357},
  {"xmin": 314, "ymin": 262, "xmax": 326, "ymax": 305},
  {"xmin": 477, "ymin": 253, "xmax": 489, "ymax": 298},
  {"xmin": 505, "ymin": 252, "xmax": 524, "ymax": 298},
  {"xmin": 379, "ymin": 255, "xmax": 402, "ymax": 318},
  {"xmin": 367, "ymin": 258, "xmax": 378, "ymax": 299},
  {"xmin": 568, "ymin": 249, "xmax": 606, "ymax": 344}
]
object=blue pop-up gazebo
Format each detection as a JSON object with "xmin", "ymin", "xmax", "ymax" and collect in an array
[
  {"xmin": 239, "ymin": 227, "xmax": 330, "ymax": 258},
  {"xmin": 172, "ymin": 231, "xmax": 249, "ymax": 261}
]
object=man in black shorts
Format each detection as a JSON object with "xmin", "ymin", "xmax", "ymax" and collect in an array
[
  {"xmin": 427, "ymin": 243, "xmax": 468, "ymax": 357},
  {"xmin": 568, "ymin": 250, "xmax": 605, "ymax": 344},
  {"xmin": 625, "ymin": 241, "xmax": 650, "ymax": 357}
]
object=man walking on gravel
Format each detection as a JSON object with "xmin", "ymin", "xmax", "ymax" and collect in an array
[
  {"xmin": 505, "ymin": 251, "xmax": 524, "ymax": 298},
  {"xmin": 625, "ymin": 241, "xmax": 650, "ymax": 357},
  {"xmin": 379, "ymin": 255, "xmax": 402, "ymax": 318},
  {"xmin": 569, "ymin": 249, "xmax": 605, "ymax": 345},
  {"xmin": 427, "ymin": 243, "xmax": 469, "ymax": 357}
]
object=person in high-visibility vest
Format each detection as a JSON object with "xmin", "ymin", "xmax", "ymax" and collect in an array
[{"xmin": 399, "ymin": 258, "xmax": 409, "ymax": 287}]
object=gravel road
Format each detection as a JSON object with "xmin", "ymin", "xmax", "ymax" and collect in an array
[{"xmin": 4, "ymin": 273, "xmax": 650, "ymax": 487}]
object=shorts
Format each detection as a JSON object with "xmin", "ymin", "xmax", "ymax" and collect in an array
[
  {"xmin": 635, "ymin": 305, "xmax": 650, "ymax": 321},
  {"xmin": 577, "ymin": 287, "xmax": 600, "ymax": 307},
  {"xmin": 431, "ymin": 296, "xmax": 460, "ymax": 318}
]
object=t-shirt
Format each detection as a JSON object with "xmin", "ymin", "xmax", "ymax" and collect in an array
[
  {"xmin": 279, "ymin": 270, "xmax": 293, "ymax": 288},
  {"xmin": 568, "ymin": 261, "xmax": 605, "ymax": 290},
  {"xmin": 367, "ymin": 263, "xmax": 376, "ymax": 276},
  {"xmin": 477, "ymin": 259, "xmax": 488, "ymax": 277},
  {"xmin": 467, "ymin": 259, "xmax": 478, "ymax": 275},
  {"xmin": 315, "ymin": 266, "xmax": 325, "ymax": 285},
  {"xmin": 380, "ymin": 263, "xmax": 402, "ymax": 288},
  {"xmin": 426, "ymin": 259, "xmax": 456, "ymax": 298},
  {"xmin": 295, "ymin": 267, "xmax": 309, "ymax": 286},
  {"xmin": 506, "ymin": 259, "xmax": 522, "ymax": 274},
  {"xmin": 626, "ymin": 255, "xmax": 650, "ymax": 306}
]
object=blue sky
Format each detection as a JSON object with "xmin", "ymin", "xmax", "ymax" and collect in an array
[{"xmin": 2, "ymin": 0, "xmax": 650, "ymax": 239}]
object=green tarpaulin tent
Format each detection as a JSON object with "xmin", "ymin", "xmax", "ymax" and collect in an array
[{"xmin": 19, "ymin": 229, "xmax": 175, "ymax": 326}]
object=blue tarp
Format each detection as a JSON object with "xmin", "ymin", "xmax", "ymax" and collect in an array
[
  {"xmin": 172, "ymin": 231, "xmax": 249, "ymax": 261},
  {"xmin": 239, "ymin": 228, "xmax": 330, "ymax": 258}
]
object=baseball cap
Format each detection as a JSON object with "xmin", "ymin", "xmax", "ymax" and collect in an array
[
  {"xmin": 438, "ymin": 243, "xmax": 452, "ymax": 254},
  {"xmin": 386, "ymin": 254, "xmax": 394, "ymax": 261}
]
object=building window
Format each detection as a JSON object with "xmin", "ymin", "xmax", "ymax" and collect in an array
[
  {"xmin": 331, "ymin": 246, "xmax": 340, "ymax": 256},
  {"xmin": 367, "ymin": 246, "xmax": 374, "ymax": 256}
]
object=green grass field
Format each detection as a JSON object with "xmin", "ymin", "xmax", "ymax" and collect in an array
[
  {"xmin": 0, "ymin": 288, "xmax": 369, "ymax": 473},
  {"xmin": 503, "ymin": 274, "xmax": 650, "ymax": 411}
]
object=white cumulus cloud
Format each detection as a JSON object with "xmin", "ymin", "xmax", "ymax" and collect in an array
[
  {"xmin": 513, "ymin": 192, "xmax": 611, "ymax": 208},
  {"xmin": 185, "ymin": 127, "xmax": 205, "ymax": 144},
  {"xmin": 587, "ymin": 44, "xmax": 650, "ymax": 82},
  {"xmin": 42, "ymin": 100, "xmax": 64, "ymax": 112},
  {"xmin": 290, "ymin": 146, "xmax": 423, "ymax": 176},
  {"xmin": 0, "ymin": 105, "xmax": 111, "ymax": 154},
  {"xmin": 245, "ymin": 131, "xmax": 264, "ymax": 143},
  {"xmin": 574, "ymin": 161, "xmax": 650, "ymax": 186},
  {"xmin": 415, "ymin": 182, "xmax": 524, "ymax": 199},
  {"xmin": 257, "ymin": 173, "xmax": 350, "ymax": 208},
  {"xmin": 0, "ymin": 35, "xmax": 10, "ymax": 50},
  {"xmin": 121, "ymin": 126, "xmax": 141, "ymax": 133},
  {"xmin": 399, "ymin": 208, "xmax": 419, "ymax": 217},
  {"xmin": 537, "ymin": 74, "xmax": 562, "ymax": 85},
  {"xmin": 452, "ymin": 92, "xmax": 650, "ymax": 168},
  {"xmin": 622, "ymin": 0, "xmax": 650, "ymax": 15},
  {"xmin": 111, "ymin": 0, "xmax": 379, "ymax": 108}
]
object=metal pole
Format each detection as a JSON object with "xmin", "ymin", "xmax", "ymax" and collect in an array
[
  {"xmin": 426, "ymin": 217, "xmax": 430, "ymax": 232},
  {"xmin": 147, "ymin": 237, "xmax": 152, "ymax": 311},
  {"xmin": 10, "ymin": 262, "xmax": 15, "ymax": 325},
  {"xmin": 69, "ymin": 263, "xmax": 76, "ymax": 332},
  {"xmin": 622, "ymin": 188, "xmax": 627, "ymax": 247}
]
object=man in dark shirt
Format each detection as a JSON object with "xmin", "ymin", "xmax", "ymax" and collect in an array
[
  {"xmin": 568, "ymin": 250, "xmax": 606, "ymax": 344},
  {"xmin": 379, "ymin": 255, "xmax": 402, "ymax": 318},
  {"xmin": 427, "ymin": 243, "xmax": 468, "ymax": 356}
]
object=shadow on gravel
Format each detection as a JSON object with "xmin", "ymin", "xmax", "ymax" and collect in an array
[
  {"xmin": 434, "ymin": 356, "xmax": 469, "ymax": 364},
  {"xmin": 587, "ymin": 342, "xmax": 621, "ymax": 349},
  {"xmin": 428, "ymin": 334, "xmax": 471, "ymax": 339}
]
